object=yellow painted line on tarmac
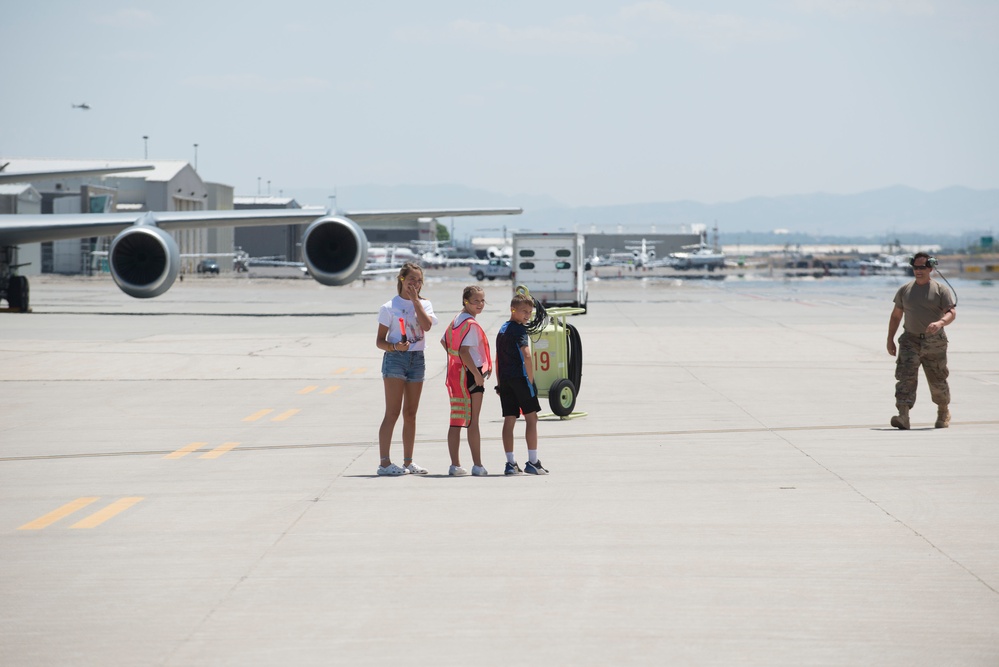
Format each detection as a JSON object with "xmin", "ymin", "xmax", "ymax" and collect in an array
[
  {"xmin": 271, "ymin": 409, "xmax": 300, "ymax": 422},
  {"xmin": 164, "ymin": 442, "xmax": 207, "ymax": 459},
  {"xmin": 18, "ymin": 497, "xmax": 100, "ymax": 530},
  {"xmin": 351, "ymin": 367, "xmax": 367, "ymax": 374},
  {"xmin": 298, "ymin": 386, "xmax": 318, "ymax": 395},
  {"xmin": 70, "ymin": 497, "xmax": 144, "ymax": 529},
  {"xmin": 199, "ymin": 442, "xmax": 240, "ymax": 459},
  {"xmin": 243, "ymin": 409, "xmax": 274, "ymax": 422},
  {"xmin": 322, "ymin": 385, "xmax": 341, "ymax": 394},
  {"xmin": 333, "ymin": 367, "xmax": 348, "ymax": 375}
]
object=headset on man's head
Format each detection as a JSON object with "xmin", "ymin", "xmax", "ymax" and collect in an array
[{"xmin": 908, "ymin": 253, "xmax": 938, "ymax": 268}]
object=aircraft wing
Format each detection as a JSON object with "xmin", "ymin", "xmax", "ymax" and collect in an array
[
  {"xmin": 0, "ymin": 209, "xmax": 324, "ymax": 245},
  {"xmin": 0, "ymin": 207, "xmax": 522, "ymax": 245},
  {"xmin": 344, "ymin": 208, "xmax": 522, "ymax": 224},
  {"xmin": 0, "ymin": 164, "xmax": 154, "ymax": 184}
]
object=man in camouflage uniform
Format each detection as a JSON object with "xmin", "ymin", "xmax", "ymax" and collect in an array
[{"xmin": 886, "ymin": 252, "xmax": 956, "ymax": 429}]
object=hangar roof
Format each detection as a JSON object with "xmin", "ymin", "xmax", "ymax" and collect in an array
[{"xmin": 0, "ymin": 157, "xmax": 189, "ymax": 182}]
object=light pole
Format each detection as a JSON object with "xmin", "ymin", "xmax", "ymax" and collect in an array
[
  {"xmin": 143, "ymin": 135, "xmax": 148, "ymax": 159},
  {"xmin": 193, "ymin": 143, "xmax": 199, "ymax": 170}
]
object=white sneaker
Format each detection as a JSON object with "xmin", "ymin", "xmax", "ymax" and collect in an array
[
  {"xmin": 449, "ymin": 465, "xmax": 469, "ymax": 476},
  {"xmin": 377, "ymin": 463, "xmax": 408, "ymax": 476},
  {"xmin": 404, "ymin": 462, "xmax": 428, "ymax": 475},
  {"xmin": 471, "ymin": 465, "xmax": 488, "ymax": 476}
]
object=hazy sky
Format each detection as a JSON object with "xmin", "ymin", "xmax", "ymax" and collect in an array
[{"xmin": 2, "ymin": 1, "xmax": 996, "ymax": 207}]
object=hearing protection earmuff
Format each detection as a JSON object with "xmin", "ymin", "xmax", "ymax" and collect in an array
[{"xmin": 908, "ymin": 255, "xmax": 938, "ymax": 268}]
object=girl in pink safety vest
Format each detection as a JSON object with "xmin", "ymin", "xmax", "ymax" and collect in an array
[{"xmin": 440, "ymin": 285, "xmax": 492, "ymax": 476}]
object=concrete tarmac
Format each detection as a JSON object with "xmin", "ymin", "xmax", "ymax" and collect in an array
[{"xmin": 2, "ymin": 271, "xmax": 998, "ymax": 666}]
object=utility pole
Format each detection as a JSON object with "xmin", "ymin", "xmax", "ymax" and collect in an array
[{"xmin": 142, "ymin": 135, "xmax": 148, "ymax": 159}]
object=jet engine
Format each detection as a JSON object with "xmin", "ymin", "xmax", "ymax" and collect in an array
[
  {"xmin": 301, "ymin": 216, "xmax": 369, "ymax": 286},
  {"xmin": 109, "ymin": 225, "xmax": 180, "ymax": 298}
]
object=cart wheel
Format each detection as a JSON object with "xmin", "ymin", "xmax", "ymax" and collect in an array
[{"xmin": 549, "ymin": 378, "xmax": 577, "ymax": 417}]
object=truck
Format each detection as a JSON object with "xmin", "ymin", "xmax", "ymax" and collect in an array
[
  {"xmin": 510, "ymin": 232, "xmax": 588, "ymax": 312},
  {"xmin": 470, "ymin": 258, "xmax": 512, "ymax": 281}
]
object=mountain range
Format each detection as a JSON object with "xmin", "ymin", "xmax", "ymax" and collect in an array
[{"xmin": 277, "ymin": 184, "xmax": 999, "ymax": 243}]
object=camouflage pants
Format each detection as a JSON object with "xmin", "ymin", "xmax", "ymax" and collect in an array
[{"xmin": 895, "ymin": 331, "xmax": 950, "ymax": 410}]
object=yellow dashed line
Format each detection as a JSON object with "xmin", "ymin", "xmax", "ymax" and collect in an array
[
  {"xmin": 243, "ymin": 409, "xmax": 274, "ymax": 422},
  {"xmin": 70, "ymin": 497, "xmax": 144, "ymax": 529},
  {"xmin": 333, "ymin": 367, "xmax": 348, "ymax": 375},
  {"xmin": 164, "ymin": 442, "xmax": 206, "ymax": 459},
  {"xmin": 298, "ymin": 386, "xmax": 318, "ymax": 395},
  {"xmin": 351, "ymin": 367, "xmax": 367, "ymax": 374},
  {"xmin": 271, "ymin": 409, "xmax": 300, "ymax": 422},
  {"xmin": 322, "ymin": 386, "xmax": 341, "ymax": 394},
  {"xmin": 199, "ymin": 442, "xmax": 240, "ymax": 459},
  {"xmin": 18, "ymin": 497, "xmax": 100, "ymax": 530}
]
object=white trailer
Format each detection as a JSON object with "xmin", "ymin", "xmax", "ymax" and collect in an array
[{"xmin": 511, "ymin": 232, "xmax": 588, "ymax": 312}]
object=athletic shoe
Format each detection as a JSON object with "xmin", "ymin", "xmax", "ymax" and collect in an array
[
  {"xmin": 525, "ymin": 460, "xmax": 549, "ymax": 475},
  {"xmin": 471, "ymin": 465, "xmax": 488, "ymax": 476},
  {"xmin": 449, "ymin": 465, "xmax": 469, "ymax": 476},
  {"xmin": 504, "ymin": 462, "xmax": 523, "ymax": 476},
  {"xmin": 377, "ymin": 463, "xmax": 409, "ymax": 476},
  {"xmin": 404, "ymin": 462, "xmax": 429, "ymax": 475}
]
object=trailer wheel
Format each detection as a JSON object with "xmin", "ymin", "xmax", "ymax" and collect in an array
[{"xmin": 549, "ymin": 378, "xmax": 576, "ymax": 416}]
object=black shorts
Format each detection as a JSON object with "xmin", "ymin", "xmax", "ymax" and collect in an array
[
  {"xmin": 465, "ymin": 367, "xmax": 485, "ymax": 395},
  {"xmin": 497, "ymin": 376, "xmax": 541, "ymax": 417}
]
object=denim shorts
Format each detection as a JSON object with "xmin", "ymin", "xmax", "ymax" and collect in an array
[{"xmin": 381, "ymin": 350, "xmax": 426, "ymax": 383}]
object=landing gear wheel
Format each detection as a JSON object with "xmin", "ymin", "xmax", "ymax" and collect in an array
[
  {"xmin": 7, "ymin": 275, "xmax": 29, "ymax": 311},
  {"xmin": 548, "ymin": 378, "xmax": 577, "ymax": 417}
]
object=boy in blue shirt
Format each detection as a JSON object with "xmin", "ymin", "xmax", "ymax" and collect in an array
[{"xmin": 495, "ymin": 294, "xmax": 547, "ymax": 475}]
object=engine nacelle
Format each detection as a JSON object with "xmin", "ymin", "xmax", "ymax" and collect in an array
[
  {"xmin": 301, "ymin": 216, "xmax": 369, "ymax": 286},
  {"xmin": 109, "ymin": 225, "xmax": 179, "ymax": 298}
]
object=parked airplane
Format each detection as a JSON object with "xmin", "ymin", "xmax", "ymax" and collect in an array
[
  {"xmin": 600, "ymin": 239, "xmax": 657, "ymax": 268},
  {"xmin": 0, "ymin": 203, "xmax": 521, "ymax": 312},
  {"xmin": 367, "ymin": 245, "xmax": 421, "ymax": 267},
  {"xmin": 669, "ymin": 241, "xmax": 727, "ymax": 271}
]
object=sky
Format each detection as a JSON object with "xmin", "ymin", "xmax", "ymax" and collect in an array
[{"xmin": 1, "ymin": 0, "xmax": 997, "ymax": 208}]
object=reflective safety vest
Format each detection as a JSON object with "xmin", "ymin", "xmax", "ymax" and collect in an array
[{"xmin": 444, "ymin": 316, "xmax": 491, "ymax": 427}]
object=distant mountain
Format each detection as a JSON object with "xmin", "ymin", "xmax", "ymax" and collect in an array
[
  {"xmin": 276, "ymin": 183, "xmax": 999, "ymax": 240},
  {"xmin": 512, "ymin": 186, "xmax": 999, "ymax": 238},
  {"xmin": 279, "ymin": 183, "xmax": 563, "ymax": 213}
]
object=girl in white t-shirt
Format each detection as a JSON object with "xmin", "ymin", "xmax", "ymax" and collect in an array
[{"xmin": 375, "ymin": 263, "xmax": 438, "ymax": 476}]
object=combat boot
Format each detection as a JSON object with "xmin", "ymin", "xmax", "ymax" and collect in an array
[
  {"xmin": 891, "ymin": 407, "xmax": 910, "ymax": 430},
  {"xmin": 935, "ymin": 407, "xmax": 951, "ymax": 429}
]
